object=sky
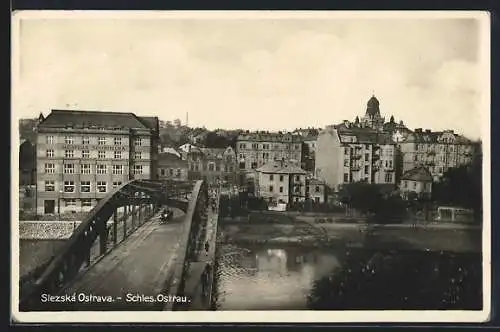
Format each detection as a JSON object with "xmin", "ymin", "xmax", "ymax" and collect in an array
[{"xmin": 13, "ymin": 12, "xmax": 488, "ymax": 139}]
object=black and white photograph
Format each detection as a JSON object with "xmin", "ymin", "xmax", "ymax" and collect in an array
[{"xmin": 12, "ymin": 11, "xmax": 490, "ymax": 323}]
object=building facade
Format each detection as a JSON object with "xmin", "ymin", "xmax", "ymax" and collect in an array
[
  {"xmin": 236, "ymin": 131, "xmax": 303, "ymax": 185},
  {"xmin": 255, "ymin": 160, "xmax": 307, "ymax": 204},
  {"xmin": 35, "ymin": 110, "xmax": 159, "ymax": 215},
  {"xmin": 186, "ymin": 146, "xmax": 238, "ymax": 187},
  {"xmin": 398, "ymin": 129, "xmax": 476, "ymax": 182},
  {"xmin": 157, "ymin": 152, "xmax": 189, "ymax": 181},
  {"xmin": 306, "ymin": 178, "xmax": 327, "ymax": 203},
  {"xmin": 315, "ymin": 125, "xmax": 396, "ymax": 192},
  {"xmin": 399, "ymin": 166, "xmax": 433, "ymax": 200}
]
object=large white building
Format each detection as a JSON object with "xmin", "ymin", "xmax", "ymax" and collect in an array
[{"xmin": 35, "ymin": 110, "xmax": 159, "ymax": 215}]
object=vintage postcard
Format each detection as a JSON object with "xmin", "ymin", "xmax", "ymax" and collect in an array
[{"xmin": 11, "ymin": 10, "xmax": 491, "ymax": 324}]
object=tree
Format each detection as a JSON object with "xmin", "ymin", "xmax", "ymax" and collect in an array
[
  {"xmin": 173, "ymin": 118, "xmax": 182, "ymax": 127},
  {"xmin": 354, "ymin": 116, "xmax": 360, "ymax": 125},
  {"xmin": 204, "ymin": 132, "xmax": 231, "ymax": 149},
  {"xmin": 433, "ymin": 151, "xmax": 482, "ymax": 219},
  {"xmin": 339, "ymin": 183, "xmax": 382, "ymax": 215},
  {"xmin": 390, "ymin": 115, "xmax": 395, "ymax": 123}
]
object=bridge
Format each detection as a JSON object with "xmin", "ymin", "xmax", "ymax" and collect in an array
[{"xmin": 19, "ymin": 179, "xmax": 218, "ymax": 312}]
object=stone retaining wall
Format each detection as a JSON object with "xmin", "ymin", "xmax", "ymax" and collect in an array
[{"xmin": 19, "ymin": 221, "xmax": 82, "ymax": 240}]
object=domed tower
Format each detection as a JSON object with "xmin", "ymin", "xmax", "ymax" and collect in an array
[{"xmin": 361, "ymin": 95, "xmax": 385, "ymax": 131}]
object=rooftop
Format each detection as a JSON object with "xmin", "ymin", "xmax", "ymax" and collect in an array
[
  {"xmin": 238, "ymin": 131, "xmax": 303, "ymax": 143},
  {"xmin": 256, "ymin": 161, "xmax": 307, "ymax": 174},
  {"xmin": 401, "ymin": 166, "xmax": 433, "ymax": 182},
  {"xmin": 38, "ymin": 109, "xmax": 158, "ymax": 131},
  {"xmin": 158, "ymin": 153, "xmax": 188, "ymax": 167}
]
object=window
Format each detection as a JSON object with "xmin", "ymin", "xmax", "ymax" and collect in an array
[
  {"xmin": 82, "ymin": 136, "xmax": 90, "ymax": 145},
  {"xmin": 97, "ymin": 164, "xmax": 107, "ymax": 174},
  {"xmin": 294, "ymin": 186, "xmax": 300, "ymax": 193},
  {"xmin": 344, "ymin": 147, "xmax": 349, "ymax": 155},
  {"xmin": 65, "ymin": 150, "xmax": 74, "ymax": 158},
  {"xmin": 134, "ymin": 165, "xmax": 143, "ymax": 175},
  {"xmin": 279, "ymin": 186, "xmax": 283, "ymax": 193},
  {"xmin": 209, "ymin": 164, "xmax": 215, "ymax": 171},
  {"xmin": 112, "ymin": 181, "xmax": 122, "ymax": 188},
  {"xmin": 385, "ymin": 173, "xmax": 393, "ymax": 183},
  {"xmin": 114, "ymin": 137, "xmax": 122, "ymax": 145},
  {"xmin": 413, "ymin": 182, "xmax": 417, "ymax": 189},
  {"xmin": 251, "ymin": 162, "xmax": 257, "ymax": 169},
  {"xmin": 365, "ymin": 144, "xmax": 370, "ymax": 149},
  {"xmin": 82, "ymin": 150, "xmax": 90, "ymax": 158},
  {"xmin": 388, "ymin": 160, "xmax": 393, "ymax": 168},
  {"xmin": 135, "ymin": 138, "xmax": 142, "ymax": 146},
  {"xmin": 229, "ymin": 166, "xmax": 234, "ymax": 172},
  {"xmin": 216, "ymin": 165, "xmax": 220, "ymax": 172},
  {"xmin": 344, "ymin": 159, "xmax": 349, "ymax": 167},
  {"xmin": 97, "ymin": 181, "xmax": 107, "ymax": 193},
  {"xmin": 315, "ymin": 186, "xmax": 320, "ymax": 193},
  {"xmin": 112, "ymin": 165, "xmax": 123, "ymax": 175},
  {"xmin": 160, "ymin": 169, "xmax": 166, "ymax": 176},
  {"xmin": 64, "ymin": 136, "xmax": 73, "ymax": 145},
  {"xmin": 114, "ymin": 151, "xmax": 122, "ymax": 159},
  {"xmin": 44, "ymin": 180, "xmax": 55, "ymax": 192},
  {"xmin": 365, "ymin": 165, "xmax": 369, "ymax": 174},
  {"xmin": 239, "ymin": 162, "xmax": 245, "ymax": 169},
  {"xmin": 269, "ymin": 185, "xmax": 274, "ymax": 192},
  {"xmin": 365, "ymin": 154, "xmax": 369, "ymax": 161},
  {"xmin": 134, "ymin": 152, "xmax": 142, "ymax": 159},
  {"xmin": 169, "ymin": 169, "xmax": 174, "ymax": 176},
  {"xmin": 46, "ymin": 136, "xmax": 54, "ymax": 144},
  {"xmin": 46, "ymin": 149, "xmax": 54, "ymax": 158},
  {"xmin": 239, "ymin": 143, "xmax": 246, "ymax": 149},
  {"xmin": 252, "ymin": 143, "xmax": 258, "ymax": 149},
  {"xmin": 81, "ymin": 199, "xmax": 92, "ymax": 207},
  {"xmin": 80, "ymin": 181, "xmax": 91, "ymax": 193},
  {"xmin": 279, "ymin": 175, "xmax": 284, "ymax": 182},
  {"xmin": 98, "ymin": 151, "xmax": 106, "ymax": 159},
  {"xmin": 404, "ymin": 180, "xmax": 408, "ymax": 188},
  {"xmin": 98, "ymin": 137, "xmax": 106, "ymax": 145},
  {"xmin": 295, "ymin": 175, "xmax": 300, "ymax": 181},
  {"xmin": 63, "ymin": 164, "xmax": 75, "ymax": 174},
  {"xmin": 64, "ymin": 181, "xmax": 75, "ymax": 193},
  {"xmin": 81, "ymin": 164, "xmax": 91, "ymax": 174},
  {"xmin": 270, "ymin": 174, "xmax": 274, "ymax": 181},
  {"xmin": 176, "ymin": 169, "xmax": 181, "ymax": 177},
  {"xmin": 65, "ymin": 199, "xmax": 77, "ymax": 207},
  {"xmin": 344, "ymin": 173, "xmax": 349, "ymax": 182}
]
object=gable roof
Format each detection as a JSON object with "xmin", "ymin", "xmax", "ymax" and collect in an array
[
  {"xmin": 38, "ymin": 109, "xmax": 152, "ymax": 130},
  {"xmin": 401, "ymin": 166, "xmax": 433, "ymax": 182},
  {"xmin": 256, "ymin": 161, "xmax": 307, "ymax": 174}
]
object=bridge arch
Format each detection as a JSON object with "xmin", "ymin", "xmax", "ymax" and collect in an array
[{"xmin": 19, "ymin": 179, "xmax": 204, "ymax": 311}]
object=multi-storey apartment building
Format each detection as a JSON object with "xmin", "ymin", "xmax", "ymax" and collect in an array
[
  {"xmin": 398, "ymin": 128, "xmax": 477, "ymax": 182},
  {"xmin": 236, "ymin": 131, "xmax": 302, "ymax": 183},
  {"xmin": 35, "ymin": 110, "xmax": 159, "ymax": 215},
  {"xmin": 186, "ymin": 146, "xmax": 238, "ymax": 187},
  {"xmin": 315, "ymin": 124, "xmax": 396, "ymax": 192},
  {"xmin": 255, "ymin": 160, "xmax": 307, "ymax": 204}
]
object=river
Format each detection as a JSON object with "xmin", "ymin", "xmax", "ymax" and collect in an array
[{"xmin": 213, "ymin": 243, "xmax": 482, "ymax": 310}]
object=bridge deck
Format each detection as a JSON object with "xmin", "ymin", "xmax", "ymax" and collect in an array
[{"xmin": 50, "ymin": 209, "xmax": 188, "ymax": 311}]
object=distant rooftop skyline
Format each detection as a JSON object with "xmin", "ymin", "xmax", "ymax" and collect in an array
[{"xmin": 13, "ymin": 12, "xmax": 489, "ymax": 140}]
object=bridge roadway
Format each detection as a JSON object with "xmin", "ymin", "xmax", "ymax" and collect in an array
[{"xmin": 46, "ymin": 208, "xmax": 189, "ymax": 311}]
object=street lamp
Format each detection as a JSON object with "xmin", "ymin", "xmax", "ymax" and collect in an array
[{"xmin": 58, "ymin": 189, "xmax": 63, "ymax": 221}]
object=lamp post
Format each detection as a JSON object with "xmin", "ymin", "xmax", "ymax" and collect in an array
[{"xmin": 58, "ymin": 189, "xmax": 63, "ymax": 221}]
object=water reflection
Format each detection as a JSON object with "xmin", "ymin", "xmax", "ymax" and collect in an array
[
  {"xmin": 216, "ymin": 245, "xmax": 342, "ymax": 310},
  {"xmin": 215, "ymin": 244, "xmax": 482, "ymax": 310}
]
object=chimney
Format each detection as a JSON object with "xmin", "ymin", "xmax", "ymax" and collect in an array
[{"xmin": 425, "ymin": 129, "xmax": 431, "ymax": 134}]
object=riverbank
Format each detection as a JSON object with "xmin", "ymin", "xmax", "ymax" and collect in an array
[{"xmin": 220, "ymin": 221, "xmax": 481, "ymax": 253}]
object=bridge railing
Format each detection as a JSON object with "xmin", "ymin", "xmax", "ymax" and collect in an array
[{"xmin": 19, "ymin": 179, "xmax": 165, "ymax": 311}]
